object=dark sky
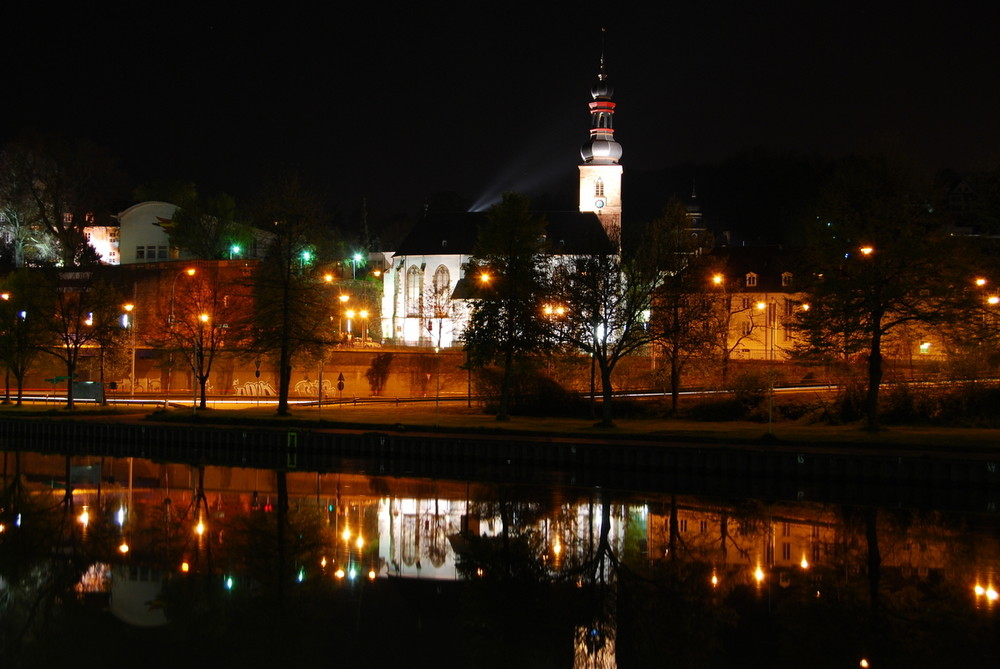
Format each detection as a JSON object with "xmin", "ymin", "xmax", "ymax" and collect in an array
[{"xmin": 4, "ymin": 2, "xmax": 999, "ymax": 219}]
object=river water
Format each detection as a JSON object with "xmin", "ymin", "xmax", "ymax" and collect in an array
[{"xmin": 1, "ymin": 448, "xmax": 998, "ymax": 668}]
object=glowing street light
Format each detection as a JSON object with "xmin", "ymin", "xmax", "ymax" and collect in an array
[
  {"xmin": 359, "ymin": 309, "xmax": 369, "ymax": 345},
  {"xmin": 860, "ymin": 245, "xmax": 874, "ymax": 256}
]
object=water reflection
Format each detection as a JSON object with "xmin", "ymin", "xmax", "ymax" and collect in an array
[{"xmin": 1, "ymin": 451, "xmax": 999, "ymax": 668}]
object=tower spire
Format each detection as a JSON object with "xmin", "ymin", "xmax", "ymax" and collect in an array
[{"xmin": 579, "ymin": 30, "xmax": 623, "ymax": 242}]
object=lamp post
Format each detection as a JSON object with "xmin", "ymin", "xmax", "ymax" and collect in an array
[
  {"xmin": 756, "ymin": 299, "xmax": 776, "ymax": 434},
  {"xmin": 124, "ymin": 303, "xmax": 136, "ymax": 398},
  {"xmin": 167, "ymin": 268, "xmax": 196, "ymax": 396},
  {"xmin": 1, "ymin": 292, "xmax": 10, "ymax": 404},
  {"xmin": 338, "ymin": 294, "xmax": 350, "ymax": 341},
  {"xmin": 359, "ymin": 310, "xmax": 369, "ymax": 346},
  {"xmin": 190, "ymin": 312, "xmax": 210, "ymax": 413}
]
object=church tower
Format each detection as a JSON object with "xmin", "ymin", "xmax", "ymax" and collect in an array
[{"xmin": 579, "ymin": 47, "xmax": 623, "ymax": 242}]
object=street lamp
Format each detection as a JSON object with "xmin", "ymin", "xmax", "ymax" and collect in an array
[
  {"xmin": 194, "ymin": 312, "xmax": 210, "ymax": 411},
  {"xmin": 1, "ymin": 293, "xmax": 10, "ymax": 404},
  {"xmin": 350, "ymin": 252, "xmax": 364, "ymax": 279},
  {"xmin": 756, "ymin": 300, "xmax": 776, "ymax": 434},
  {"xmin": 359, "ymin": 310, "xmax": 369, "ymax": 345},
  {"xmin": 167, "ymin": 268, "xmax": 196, "ymax": 395},
  {"xmin": 124, "ymin": 303, "xmax": 136, "ymax": 397}
]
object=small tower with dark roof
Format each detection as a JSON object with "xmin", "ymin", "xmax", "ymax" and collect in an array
[{"xmin": 578, "ymin": 34, "xmax": 623, "ymax": 242}]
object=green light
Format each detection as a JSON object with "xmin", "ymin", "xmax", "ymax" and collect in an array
[
  {"xmin": 297, "ymin": 568, "xmax": 306, "ymax": 583},
  {"xmin": 353, "ymin": 253, "xmax": 363, "ymax": 263}
]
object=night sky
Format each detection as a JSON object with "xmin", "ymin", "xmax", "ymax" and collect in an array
[{"xmin": 4, "ymin": 2, "xmax": 998, "ymax": 221}]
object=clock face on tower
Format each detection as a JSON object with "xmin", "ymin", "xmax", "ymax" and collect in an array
[{"xmin": 594, "ymin": 198, "xmax": 606, "ymax": 209}]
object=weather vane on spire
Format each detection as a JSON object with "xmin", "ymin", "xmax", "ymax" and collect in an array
[{"xmin": 599, "ymin": 27, "xmax": 607, "ymax": 80}]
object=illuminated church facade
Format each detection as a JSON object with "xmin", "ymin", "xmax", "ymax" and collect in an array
[{"xmin": 379, "ymin": 59, "xmax": 623, "ymax": 347}]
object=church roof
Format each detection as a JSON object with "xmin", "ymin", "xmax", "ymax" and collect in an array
[{"xmin": 393, "ymin": 210, "xmax": 614, "ymax": 257}]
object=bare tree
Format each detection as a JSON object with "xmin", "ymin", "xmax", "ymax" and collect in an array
[
  {"xmin": 42, "ymin": 274, "xmax": 123, "ymax": 409},
  {"xmin": 148, "ymin": 264, "xmax": 251, "ymax": 408},
  {"xmin": 551, "ymin": 227, "xmax": 664, "ymax": 427}
]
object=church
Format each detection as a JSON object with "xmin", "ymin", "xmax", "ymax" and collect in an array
[{"xmin": 378, "ymin": 57, "xmax": 623, "ymax": 347}]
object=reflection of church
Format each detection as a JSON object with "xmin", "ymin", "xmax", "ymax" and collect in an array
[{"xmin": 378, "ymin": 56, "xmax": 623, "ymax": 347}]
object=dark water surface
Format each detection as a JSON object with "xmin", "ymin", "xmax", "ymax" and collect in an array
[{"xmin": 1, "ymin": 447, "xmax": 998, "ymax": 668}]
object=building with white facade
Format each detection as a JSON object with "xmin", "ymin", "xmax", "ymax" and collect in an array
[{"xmin": 380, "ymin": 57, "xmax": 624, "ymax": 347}]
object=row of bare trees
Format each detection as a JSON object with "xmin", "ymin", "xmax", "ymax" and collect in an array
[
  {"xmin": 0, "ymin": 173, "xmax": 369, "ymax": 415},
  {"xmin": 464, "ymin": 154, "xmax": 999, "ymax": 428}
]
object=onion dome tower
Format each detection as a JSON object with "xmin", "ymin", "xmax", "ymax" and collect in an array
[{"xmin": 579, "ymin": 37, "xmax": 623, "ymax": 243}]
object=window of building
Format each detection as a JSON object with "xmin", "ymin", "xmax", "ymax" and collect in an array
[
  {"xmin": 157, "ymin": 246, "xmax": 168, "ymax": 259},
  {"xmin": 745, "ymin": 273, "xmax": 758, "ymax": 287},
  {"xmin": 679, "ymin": 519, "xmax": 687, "ymax": 533},
  {"xmin": 781, "ymin": 272, "xmax": 793, "ymax": 287},
  {"xmin": 63, "ymin": 212, "xmax": 73, "ymax": 224},
  {"xmin": 782, "ymin": 522, "xmax": 791, "ymax": 537},
  {"xmin": 406, "ymin": 265, "xmax": 422, "ymax": 316},
  {"xmin": 432, "ymin": 265, "xmax": 450, "ymax": 317},
  {"xmin": 595, "ymin": 178, "xmax": 605, "ymax": 198},
  {"xmin": 136, "ymin": 246, "xmax": 145, "ymax": 260},
  {"xmin": 699, "ymin": 520, "xmax": 708, "ymax": 533},
  {"xmin": 741, "ymin": 297, "xmax": 751, "ymax": 310},
  {"xmin": 742, "ymin": 320, "xmax": 753, "ymax": 336},
  {"xmin": 782, "ymin": 542, "xmax": 791, "ymax": 561}
]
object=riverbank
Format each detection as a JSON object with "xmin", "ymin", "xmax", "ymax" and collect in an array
[{"xmin": 4, "ymin": 400, "xmax": 1000, "ymax": 453}]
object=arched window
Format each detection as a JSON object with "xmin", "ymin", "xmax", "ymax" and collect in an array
[
  {"xmin": 406, "ymin": 265, "xmax": 422, "ymax": 316},
  {"xmin": 432, "ymin": 265, "xmax": 450, "ymax": 317},
  {"xmin": 595, "ymin": 178, "xmax": 605, "ymax": 198}
]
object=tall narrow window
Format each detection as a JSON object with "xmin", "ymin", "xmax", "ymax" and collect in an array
[
  {"xmin": 746, "ymin": 273, "xmax": 758, "ymax": 287},
  {"xmin": 432, "ymin": 265, "xmax": 450, "ymax": 317},
  {"xmin": 406, "ymin": 266, "xmax": 422, "ymax": 316},
  {"xmin": 595, "ymin": 178, "xmax": 605, "ymax": 198}
]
